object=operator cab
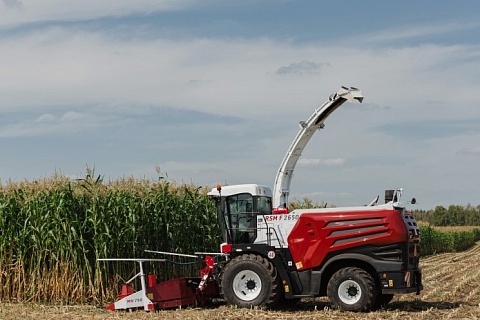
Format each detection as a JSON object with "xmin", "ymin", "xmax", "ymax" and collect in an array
[{"xmin": 208, "ymin": 184, "xmax": 272, "ymax": 245}]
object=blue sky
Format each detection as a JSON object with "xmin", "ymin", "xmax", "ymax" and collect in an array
[{"xmin": 1, "ymin": 0, "xmax": 479, "ymax": 210}]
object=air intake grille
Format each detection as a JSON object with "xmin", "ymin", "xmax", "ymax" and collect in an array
[
  {"xmin": 371, "ymin": 244, "xmax": 403, "ymax": 261},
  {"xmin": 402, "ymin": 211, "xmax": 420, "ymax": 240}
]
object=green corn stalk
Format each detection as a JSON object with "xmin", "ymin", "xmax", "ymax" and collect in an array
[{"xmin": 0, "ymin": 172, "xmax": 221, "ymax": 304}]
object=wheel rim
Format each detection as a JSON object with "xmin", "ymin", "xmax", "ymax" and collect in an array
[
  {"xmin": 232, "ymin": 269, "xmax": 262, "ymax": 301},
  {"xmin": 337, "ymin": 279, "xmax": 362, "ymax": 305}
]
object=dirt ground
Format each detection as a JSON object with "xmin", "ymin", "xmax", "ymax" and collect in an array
[{"xmin": 1, "ymin": 242, "xmax": 479, "ymax": 320}]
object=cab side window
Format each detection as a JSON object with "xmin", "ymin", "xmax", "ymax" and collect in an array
[{"xmin": 257, "ymin": 196, "xmax": 272, "ymax": 214}]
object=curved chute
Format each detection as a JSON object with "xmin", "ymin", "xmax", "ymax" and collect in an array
[{"xmin": 272, "ymin": 86, "xmax": 364, "ymax": 210}]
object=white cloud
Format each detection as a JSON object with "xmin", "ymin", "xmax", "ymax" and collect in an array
[
  {"xmin": 362, "ymin": 22, "xmax": 480, "ymax": 43},
  {"xmin": 275, "ymin": 61, "xmax": 329, "ymax": 75},
  {"xmin": 0, "ymin": 0, "xmax": 197, "ymax": 29},
  {"xmin": 61, "ymin": 111, "xmax": 87, "ymax": 122},
  {"xmin": 0, "ymin": 111, "xmax": 115, "ymax": 137},
  {"xmin": 35, "ymin": 113, "xmax": 57, "ymax": 122},
  {"xmin": 2, "ymin": 27, "xmax": 479, "ymax": 122},
  {"xmin": 456, "ymin": 146, "xmax": 480, "ymax": 156},
  {"xmin": 3, "ymin": 0, "xmax": 23, "ymax": 11}
]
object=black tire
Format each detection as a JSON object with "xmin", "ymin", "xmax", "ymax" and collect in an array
[
  {"xmin": 372, "ymin": 294, "xmax": 394, "ymax": 310},
  {"xmin": 327, "ymin": 267, "xmax": 377, "ymax": 312},
  {"xmin": 220, "ymin": 254, "xmax": 282, "ymax": 308}
]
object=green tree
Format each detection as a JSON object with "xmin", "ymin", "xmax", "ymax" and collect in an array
[
  {"xmin": 431, "ymin": 205, "xmax": 448, "ymax": 226},
  {"xmin": 448, "ymin": 205, "xmax": 465, "ymax": 226},
  {"xmin": 464, "ymin": 204, "xmax": 476, "ymax": 226}
]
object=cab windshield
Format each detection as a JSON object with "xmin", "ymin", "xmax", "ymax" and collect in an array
[{"xmin": 217, "ymin": 193, "xmax": 272, "ymax": 244}]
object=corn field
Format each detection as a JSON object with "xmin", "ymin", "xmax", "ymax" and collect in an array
[
  {"xmin": 419, "ymin": 225, "xmax": 480, "ymax": 256},
  {"xmin": 2, "ymin": 173, "xmax": 479, "ymax": 306},
  {"xmin": 0, "ymin": 173, "xmax": 220, "ymax": 304}
]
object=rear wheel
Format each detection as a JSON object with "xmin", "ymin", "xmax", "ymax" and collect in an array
[
  {"xmin": 221, "ymin": 254, "xmax": 282, "ymax": 308},
  {"xmin": 327, "ymin": 267, "xmax": 377, "ymax": 312}
]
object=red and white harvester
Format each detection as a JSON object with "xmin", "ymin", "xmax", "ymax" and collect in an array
[{"xmin": 100, "ymin": 87, "xmax": 422, "ymax": 312}]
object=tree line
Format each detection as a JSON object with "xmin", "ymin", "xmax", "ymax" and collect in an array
[{"xmin": 413, "ymin": 204, "xmax": 480, "ymax": 226}]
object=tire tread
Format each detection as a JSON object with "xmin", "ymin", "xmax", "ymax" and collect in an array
[
  {"xmin": 326, "ymin": 267, "xmax": 376, "ymax": 312},
  {"xmin": 220, "ymin": 254, "xmax": 282, "ymax": 308}
]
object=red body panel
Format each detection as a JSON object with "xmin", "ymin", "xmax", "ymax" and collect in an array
[
  {"xmin": 287, "ymin": 209, "xmax": 407, "ymax": 270},
  {"xmin": 145, "ymin": 277, "xmax": 219, "ymax": 309},
  {"xmin": 146, "ymin": 278, "xmax": 197, "ymax": 309}
]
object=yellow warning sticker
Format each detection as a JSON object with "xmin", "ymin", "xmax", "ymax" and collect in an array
[
  {"xmin": 295, "ymin": 261, "xmax": 303, "ymax": 269},
  {"xmin": 388, "ymin": 280, "xmax": 394, "ymax": 287}
]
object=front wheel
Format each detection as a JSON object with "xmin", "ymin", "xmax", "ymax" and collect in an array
[
  {"xmin": 220, "ymin": 254, "xmax": 282, "ymax": 308},
  {"xmin": 327, "ymin": 267, "xmax": 377, "ymax": 312}
]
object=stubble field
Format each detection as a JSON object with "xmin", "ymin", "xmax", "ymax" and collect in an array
[{"xmin": 2, "ymin": 241, "xmax": 480, "ymax": 319}]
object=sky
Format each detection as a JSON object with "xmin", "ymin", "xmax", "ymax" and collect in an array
[{"xmin": 1, "ymin": 0, "xmax": 479, "ymax": 210}]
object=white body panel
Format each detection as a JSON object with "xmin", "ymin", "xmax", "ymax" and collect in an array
[
  {"xmin": 112, "ymin": 290, "xmax": 154, "ymax": 311},
  {"xmin": 208, "ymin": 184, "xmax": 272, "ymax": 197},
  {"xmin": 255, "ymin": 212, "xmax": 301, "ymax": 247},
  {"xmin": 98, "ymin": 258, "xmax": 165, "ymax": 311}
]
